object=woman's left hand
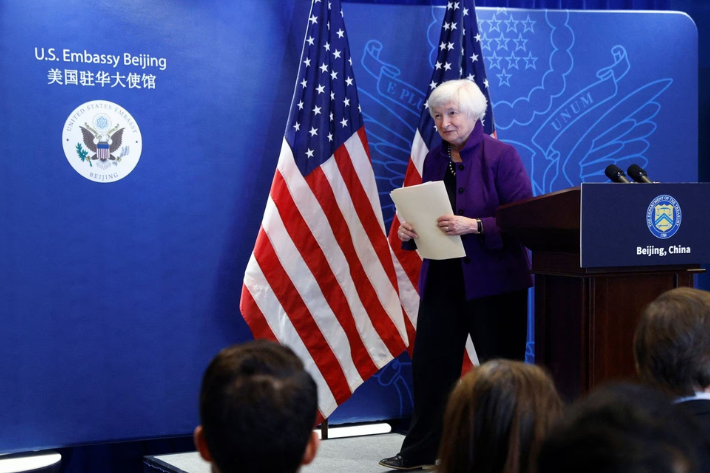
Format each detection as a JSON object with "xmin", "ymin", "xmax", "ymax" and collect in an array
[{"xmin": 437, "ymin": 215, "xmax": 477, "ymax": 236}]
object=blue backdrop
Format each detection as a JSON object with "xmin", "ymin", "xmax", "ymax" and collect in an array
[{"xmin": 0, "ymin": 0, "xmax": 699, "ymax": 454}]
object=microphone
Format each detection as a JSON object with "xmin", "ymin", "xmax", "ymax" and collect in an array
[
  {"xmin": 604, "ymin": 164, "xmax": 631, "ymax": 183},
  {"xmin": 627, "ymin": 164, "xmax": 654, "ymax": 183}
]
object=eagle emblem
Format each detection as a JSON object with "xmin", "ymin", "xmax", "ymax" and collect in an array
[
  {"xmin": 78, "ymin": 122, "xmax": 125, "ymax": 170},
  {"xmin": 63, "ymin": 101, "xmax": 142, "ymax": 183}
]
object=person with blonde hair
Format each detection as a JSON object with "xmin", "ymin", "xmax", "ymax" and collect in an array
[
  {"xmin": 381, "ymin": 79, "xmax": 533, "ymax": 470},
  {"xmin": 437, "ymin": 360, "xmax": 563, "ymax": 473}
]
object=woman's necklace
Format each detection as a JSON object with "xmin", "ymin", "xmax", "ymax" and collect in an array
[{"xmin": 447, "ymin": 144, "xmax": 456, "ymax": 176}]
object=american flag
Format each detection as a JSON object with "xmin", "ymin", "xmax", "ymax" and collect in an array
[
  {"xmin": 389, "ymin": 0, "xmax": 495, "ymax": 371},
  {"xmin": 240, "ymin": 0, "xmax": 408, "ymax": 420}
]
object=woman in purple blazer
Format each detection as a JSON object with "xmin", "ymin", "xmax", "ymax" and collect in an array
[{"xmin": 380, "ymin": 79, "xmax": 533, "ymax": 471}]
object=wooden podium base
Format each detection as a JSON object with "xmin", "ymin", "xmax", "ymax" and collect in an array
[{"xmin": 533, "ymin": 252, "xmax": 702, "ymax": 400}]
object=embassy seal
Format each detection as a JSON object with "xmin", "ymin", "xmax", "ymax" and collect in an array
[{"xmin": 62, "ymin": 100, "xmax": 142, "ymax": 183}]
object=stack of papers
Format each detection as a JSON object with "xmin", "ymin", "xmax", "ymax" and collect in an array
[{"xmin": 390, "ymin": 181, "xmax": 466, "ymax": 260}]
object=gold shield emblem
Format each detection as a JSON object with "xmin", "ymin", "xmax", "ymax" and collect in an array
[{"xmin": 654, "ymin": 204, "xmax": 674, "ymax": 232}]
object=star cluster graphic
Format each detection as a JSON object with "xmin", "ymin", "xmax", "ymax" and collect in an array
[{"xmin": 477, "ymin": 8, "xmax": 539, "ymax": 88}]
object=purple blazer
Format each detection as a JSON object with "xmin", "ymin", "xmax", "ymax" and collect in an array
[{"xmin": 404, "ymin": 121, "xmax": 533, "ymax": 300}]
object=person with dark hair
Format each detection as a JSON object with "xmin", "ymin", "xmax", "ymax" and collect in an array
[
  {"xmin": 538, "ymin": 382, "xmax": 708, "ymax": 473},
  {"xmin": 193, "ymin": 339, "xmax": 320, "ymax": 473},
  {"xmin": 634, "ymin": 287, "xmax": 710, "ymax": 436},
  {"xmin": 437, "ymin": 360, "xmax": 563, "ymax": 473},
  {"xmin": 381, "ymin": 79, "xmax": 533, "ymax": 471}
]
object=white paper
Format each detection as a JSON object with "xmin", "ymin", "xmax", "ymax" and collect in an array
[{"xmin": 390, "ymin": 181, "xmax": 466, "ymax": 260}]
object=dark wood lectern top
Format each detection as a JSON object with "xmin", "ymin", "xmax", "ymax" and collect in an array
[{"xmin": 496, "ymin": 186, "xmax": 581, "ymax": 253}]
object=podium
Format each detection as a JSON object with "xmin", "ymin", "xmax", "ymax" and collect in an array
[{"xmin": 497, "ymin": 183, "xmax": 710, "ymax": 400}]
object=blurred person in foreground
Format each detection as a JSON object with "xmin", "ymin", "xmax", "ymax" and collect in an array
[
  {"xmin": 437, "ymin": 360, "xmax": 563, "ymax": 473},
  {"xmin": 538, "ymin": 382, "xmax": 708, "ymax": 473},
  {"xmin": 381, "ymin": 79, "xmax": 533, "ymax": 471},
  {"xmin": 634, "ymin": 287, "xmax": 710, "ymax": 437},
  {"xmin": 193, "ymin": 339, "xmax": 320, "ymax": 473}
]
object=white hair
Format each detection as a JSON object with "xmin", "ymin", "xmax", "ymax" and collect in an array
[{"xmin": 427, "ymin": 79, "xmax": 487, "ymax": 122}]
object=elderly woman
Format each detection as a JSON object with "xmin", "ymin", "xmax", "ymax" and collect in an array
[{"xmin": 380, "ymin": 79, "xmax": 533, "ymax": 471}]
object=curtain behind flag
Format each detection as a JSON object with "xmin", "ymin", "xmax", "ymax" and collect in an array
[
  {"xmin": 240, "ymin": 0, "xmax": 408, "ymax": 420},
  {"xmin": 389, "ymin": 0, "xmax": 495, "ymax": 372}
]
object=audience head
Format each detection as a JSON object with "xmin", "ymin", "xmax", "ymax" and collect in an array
[
  {"xmin": 538, "ymin": 382, "xmax": 704, "ymax": 473},
  {"xmin": 427, "ymin": 79, "xmax": 488, "ymax": 123},
  {"xmin": 634, "ymin": 287, "xmax": 710, "ymax": 397},
  {"xmin": 437, "ymin": 359, "xmax": 563, "ymax": 473},
  {"xmin": 194, "ymin": 339, "xmax": 319, "ymax": 473}
]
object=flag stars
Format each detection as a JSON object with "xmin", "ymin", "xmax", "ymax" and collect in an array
[
  {"xmin": 439, "ymin": 42, "xmax": 447, "ymax": 51},
  {"xmin": 303, "ymin": 58, "xmax": 311, "ymax": 67},
  {"xmin": 316, "ymin": 84, "xmax": 325, "ymax": 94},
  {"xmin": 324, "ymin": 42, "xmax": 331, "ymax": 51},
  {"xmin": 330, "ymin": 91, "xmax": 335, "ymax": 100},
  {"xmin": 453, "ymin": 2, "xmax": 460, "ymax": 9},
  {"xmin": 300, "ymin": 79, "xmax": 308, "ymax": 88},
  {"xmin": 328, "ymin": 132, "xmax": 333, "ymax": 142},
  {"xmin": 444, "ymin": 62, "xmax": 452, "ymax": 71},
  {"xmin": 306, "ymin": 148, "xmax": 315, "ymax": 158},
  {"xmin": 429, "ymin": 80, "xmax": 438, "ymax": 90},
  {"xmin": 450, "ymin": 22, "xmax": 457, "ymax": 31},
  {"xmin": 293, "ymin": 122, "xmax": 300, "ymax": 132},
  {"xmin": 463, "ymin": 7, "xmax": 469, "ymax": 15},
  {"xmin": 467, "ymin": 73, "xmax": 475, "ymax": 81},
  {"xmin": 309, "ymin": 14, "xmax": 318, "ymax": 25},
  {"xmin": 345, "ymin": 77, "xmax": 353, "ymax": 86},
  {"xmin": 444, "ymin": 22, "xmax": 451, "ymax": 31},
  {"xmin": 470, "ymin": 52, "xmax": 479, "ymax": 62},
  {"xmin": 320, "ymin": 63, "xmax": 329, "ymax": 73},
  {"xmin": 336, "ymin": 29, "xmax": 345, "ymax": 38},
  {"xmin": 309, "ymin": 126, "xmax": 318, "ymax": 137},
  {"xmin": 297, "ymin": 101, "xmax": 304, "ymax": 110},
  {"xmin": 340, "ymin": 118, "xmax": 348, "ymax": 127},
  {"xmin": 306, "ymin": 36, "xmax": 315, "ymax": 46},
  {"xmin": 435, "ymin": 61, "xmax": 442, "ymax": 70},
  {"xmin": 447, "ymin": 1, "xmax": 453, "ymax": 9},
  {"xmin": 333, "ymin": 49, "xmax": 342, "ymax": 59},
  {"xmin": 313, "ymin": 105, "xmax": 322, "ymax": 115},
  {"xmin": 330, "ymin": 112, "xmax": 334, "ymax": 121},
  {"xmin": 343, "ymin": 97, "xmax": 350, "ymax": 107},
  {"xmin": 330, "ymin": 70, "xmax": 338, "ymax": 80},
  {"xmin": 447, "ymin": 42, "xmax": 454, "ymax": 50}
]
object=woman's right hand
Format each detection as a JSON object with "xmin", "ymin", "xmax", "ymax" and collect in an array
[{"xmin": 398, "ymin": 221, "xmax": 418, "ymax": 242}]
